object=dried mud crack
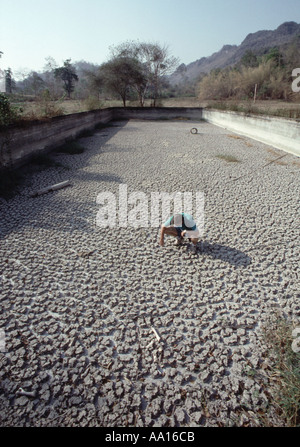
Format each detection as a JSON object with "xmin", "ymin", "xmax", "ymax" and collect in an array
[{"xmin": 0, "ymin": 119, "xmax": 299, "ymax": 427}]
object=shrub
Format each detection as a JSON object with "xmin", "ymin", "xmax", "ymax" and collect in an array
[
  {"xmin": 84, "ymin": 95, "xmax": 104, "ymax": 111},
  {"xmin": 0, "ymin": 93, "xmax": 20, "ymax": 127},
  {"xmin": 36, "ymin": 90, "xmax": 64, "ymax": 118},
  {"xmin": 216, "ymin": 154, "xmax": 240, "ymax": 163}
]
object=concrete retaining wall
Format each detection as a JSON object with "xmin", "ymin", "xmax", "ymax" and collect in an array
[
  {"xmin": 1, "ymin": 106, "xmax": 299, "ymax": 168},
  {"xmin": 0, "ymin": 107, "xmax": 204, "ymax": 168},
  {"xmin": 202, "ymin": 109, "xmax": 300, "ymax": 157},
  {"xmin": 113, "ymin": 107, "xmax": 204, "ymax": 121},
  {"xmin": 0, "ymin": 108, "xmax": 114, "ymax": 167}
]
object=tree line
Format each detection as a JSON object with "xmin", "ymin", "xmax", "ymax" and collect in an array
[
  {"xmin": 2, "ymin": 41, "xmax": 178, "ymax": 107},
  {"xmin": 2, "ymin": 36, "xmax": 299, "ymax": 116}
]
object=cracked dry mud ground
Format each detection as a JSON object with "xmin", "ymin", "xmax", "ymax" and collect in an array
[{"xmin": 0, "ymin": 119, "xmax": 299, "ymax": 427}]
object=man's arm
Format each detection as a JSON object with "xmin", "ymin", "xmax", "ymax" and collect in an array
[{"xmin": 160, "ymin": 225, "xmax": 166, "ymax": 246}]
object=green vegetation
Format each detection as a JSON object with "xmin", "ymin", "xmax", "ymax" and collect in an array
[
  {"xmin": 2, "ymin": 35, "xmax": 299, "ymax": 124},
  {"xmin": 4, "ymin": 42, "xmax": 178, "ymax": 118},
  {"xmin": 90, "ymin": 41, "xmax": 178, "ymax": 107},
  {"xmin": 197, "ymin": 39, "xmax": 300, "ymax": 103},
  {"xmin": 0, "ymin": 93, "xmax": 21, "ymax": 127},
  {"xmin": 54, "ymin": 59, "xmax": 79, "ymax": 99}
]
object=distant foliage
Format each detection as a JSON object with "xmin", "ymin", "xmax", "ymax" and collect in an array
[
  {"xmin": 94, "ymin": 41, "xmax": 178, "ymax": 107},
  {"xmin": 197, "ymin": 42, "xmax": 300, "ymax": 102}
]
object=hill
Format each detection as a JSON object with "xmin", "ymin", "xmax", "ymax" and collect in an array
[{"xmin": 169, "ymin": 21, "xmax": 300, "ymax": 85}]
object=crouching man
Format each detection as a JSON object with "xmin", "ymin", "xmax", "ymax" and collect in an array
[{"xmin": 159, "ymin": 213, "xmax": 200, "ymax": 253}]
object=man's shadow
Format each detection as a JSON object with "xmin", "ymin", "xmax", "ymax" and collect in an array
[{"xmin": 196, "ymin": 241, "xmax": 251, "ymax": 267}]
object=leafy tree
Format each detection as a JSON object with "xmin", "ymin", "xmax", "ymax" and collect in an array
[
  {"xmin": 108, "ymin": 41, "xmax": 178, "ymax": 106},
  {"xmin": 107, "ymin": 42, "xmax": 148, "ymax": 105},
  {"xmin": 5, "ymin": 68, "xmax": 14, "ymax": 94},
  {"xmin": 99, "ymin": 56, "xmax": 144, "ymax": 107},
  {"xmin": 54, "ymin": 59, "xmax": 78, "ymax": 98}
]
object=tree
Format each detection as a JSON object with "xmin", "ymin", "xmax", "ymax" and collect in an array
[
  {"xmin": 108, "ymin": 41, "xmax": 149, "ymax": 106},
  {"xmin": 108, "ymin": 41, "xmax": 179, "ymax": 106},
  {"xmin": 137, "ymin": 42, "xmax": 178, "ymax": 106},
  {"xmin": 42, "ymin": 57, "xmax": 62, "ymax": 98},
  {"xmin": 86, "ymin": 69, "xmax": 104, "ymax": 99},
  {"xmin": 99, "ymin": 56, "xmax": 144, "ymax": 107},
  {"xmin": 123, "ymin": 56, "xmax": 148, "ymax": 106},
  {"xmin": 72, "ymin": 61, "xmax": 101, "ymax": 100},
  {"xmin": 24, "ymin": 71, "xmax": 45, "ymax": 97},
  {"xmin": 5, "ymin": 68, "xmax": 14, "ymax": 94},
  {"xmin": 54, "ymin": 59, "xmax": 78, "ymax": 99}
]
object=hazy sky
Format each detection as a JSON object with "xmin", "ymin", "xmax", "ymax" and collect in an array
[{"xmin": 1, "ymin": 0, "xmax": 299, "ymax": 77}]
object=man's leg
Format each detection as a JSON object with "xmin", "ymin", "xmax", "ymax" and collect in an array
[
  {"xmin": 190, "ymin": 238, "xmax": 199, "ymax": 253},
  {"xmin": 160, "ymin": 225, "xmax": 179, "ymax": 246}
]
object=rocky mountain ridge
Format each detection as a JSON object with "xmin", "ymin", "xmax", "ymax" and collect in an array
[{"xmin": 170, "ymin": 21, "xmax": 300, "ymax": 85}]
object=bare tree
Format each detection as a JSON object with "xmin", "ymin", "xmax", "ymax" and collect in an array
[
  {"xmin": 137, "ymin": 42, "xmax": 178, "ymax": 106},
  {"xmin": 42, "ymin": 57, "xmax": 62, "ymax": 98}
]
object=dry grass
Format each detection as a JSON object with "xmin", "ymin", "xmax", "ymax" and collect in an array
[
  {"xmin": 227, "ymin": 134, "xmax": 243, "ymax": 140},
  {"xmin": 215, "ymin": 154, "xmax": 241, "ymax": 163},
  {"xmin": 10, "ymin": 96, "xmax": 300, "ymax": 121},
  {"xmin": 262, "ymin": 316, "xmax": 300, "ymax": 426},
  {"xmin": 204, "ymin": 99, "xmax": 300, "ymax": 119}
]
